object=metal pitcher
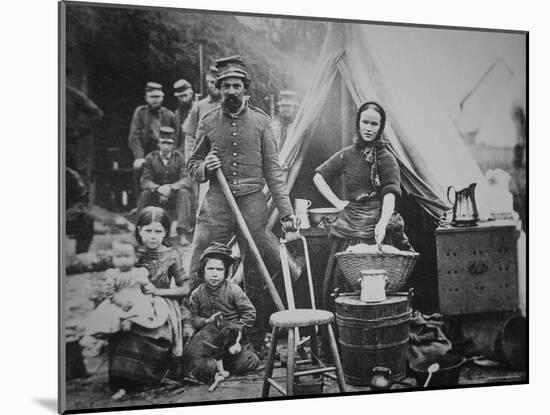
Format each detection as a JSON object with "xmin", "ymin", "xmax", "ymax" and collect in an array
[
  {"xmin": 447, "ymin": 183, "xmax": 479, "ymax": 227},
  {"xmin": 293, "ymin": 198, "xmax": 312, "ymax": 229}
]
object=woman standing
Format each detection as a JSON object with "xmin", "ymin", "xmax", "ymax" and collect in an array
[{"xmin": 313, "ymin": 102, "xmax": 413, "ymax": 306}]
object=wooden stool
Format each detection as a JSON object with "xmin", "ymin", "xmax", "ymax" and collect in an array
[{"xmin": 262, "ymin": 233, "xmax": 346, "ymax": 397}]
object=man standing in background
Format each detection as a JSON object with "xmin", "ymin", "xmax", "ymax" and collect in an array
[
  {"xmin": 271, "ymin": 90, "xmax": 300, "ymax": 151},
  {"xmin": 172, "ymin": 79, "xmax": 194, "ymax": 154},
  {"xmin": 182, "ymin": 65, "xmax": 222, "ymax": 164}
]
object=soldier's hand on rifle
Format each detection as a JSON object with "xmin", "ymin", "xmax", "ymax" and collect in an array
[
  {"xmin": 281, "ymin": 214, "xmax": 300, "ymax": 232},
  {"xmin": 133, "ymin": 158, "xmax": 146, "ymax": 169},
  {"xmin": 205, "ymin": 151, "xmax": 221, "ymax": 172}
]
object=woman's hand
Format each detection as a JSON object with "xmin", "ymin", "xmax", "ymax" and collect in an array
[
  {"xmin": 374, "ymin": 220, "xmax": 388, "ymax": 246},
  {"xmin": 335, "ymin": 199, "xmax": 350, "ymax": 211}
]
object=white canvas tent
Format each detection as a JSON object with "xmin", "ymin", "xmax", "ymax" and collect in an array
[
  {"xmin": 454, "ymin": 59, "xmax": 526, "ymax": 149},
  {"xmin": 474, "ymin": 75, "xmax": 525, "ymax": 149},
  {"xmin": 272, "ymin": 22, "xmax": 492, "ymax": 221}
]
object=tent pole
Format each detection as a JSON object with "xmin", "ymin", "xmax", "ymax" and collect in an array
[
  {"xmin": 266, "ymin": 134, "xmax": 313, "ymax": 230},
  {"xmin": 340, "ymin": 75, "xmax": 351, "ymax": 197}
]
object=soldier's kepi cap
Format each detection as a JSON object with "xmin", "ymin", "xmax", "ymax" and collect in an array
[
  {"xmin": 199, "ymin": 242, "xmax": 235, "ymax": 265},
  {"xmin": 277, "ymin": 90, "xmax": 300, "ymax": 107},
  {"xmin": 173, "ymin": 79, "xmax": 192, "ymax": 96},
  {"xmin": 215, "ymin": 55, "xmax": 248, "ymax": 87},
  {"xmin": 158, "ymin": 126, "xmax": 175, "ymax": 142},
  {"xmin": 145, "ymin": 81, "xmax": 164, "ymax": 96}
]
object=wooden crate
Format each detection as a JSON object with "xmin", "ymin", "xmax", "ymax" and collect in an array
[{"xmin": 436, "ymin": 219, "xmax": 519, "ymax": 315}]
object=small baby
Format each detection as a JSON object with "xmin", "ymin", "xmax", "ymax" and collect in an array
[{"xmin": 79, "ymin": 240, "xmax": 156, "ymax": 356}]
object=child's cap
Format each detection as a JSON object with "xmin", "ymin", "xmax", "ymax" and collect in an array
[{"xmin": 199, "ymin": 242, "xmax": 235, "ymax": 265}]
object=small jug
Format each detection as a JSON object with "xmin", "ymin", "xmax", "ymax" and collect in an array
[
  {"xmin": 370, "ymin": 367, "xmax": 393, "ymax": 391},
  {"xmin": 293, "ymin": 198, "xmax": 312, "ymax": 229},
  {"xmin": 359, "ymin": 269, "xmax": 387, "ymax": 302},
  {"xmin": 447, "ymin": 183, "xmax": 479, "ymax": 227}
]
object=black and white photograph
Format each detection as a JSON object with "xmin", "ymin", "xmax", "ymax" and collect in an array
[{"xmin": 59, "ymin": 1, "xmax": 528, "ymax": 413}]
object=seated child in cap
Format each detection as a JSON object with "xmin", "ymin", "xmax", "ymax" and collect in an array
[
  {"xmin": 186, "ymin": 242, "xmax": 261, "ymax": 376},
  {"xmin": 79, "ymin": 240, "xmax": 169, "ymax": 357}
]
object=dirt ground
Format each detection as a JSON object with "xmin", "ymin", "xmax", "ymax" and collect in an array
[{"xmin": 63, "ymin": 232, "xmax": 526, "ymax": 412}]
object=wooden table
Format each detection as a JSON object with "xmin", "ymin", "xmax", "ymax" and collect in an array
[
  {"xmin": 288, "ymin": 227, "xmax": 331, "ymax": 308},
  {"xmin": 435, "ymin": 218, "xmax": 520, "ymax": 315}
]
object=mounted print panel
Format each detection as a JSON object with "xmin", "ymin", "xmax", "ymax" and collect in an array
[{"xmin": 59, "ymin": 1, "xmax": 528, "ymax": 412}]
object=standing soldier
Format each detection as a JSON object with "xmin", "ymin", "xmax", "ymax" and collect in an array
[
  {"xmin": 271, "ymin": 90, "xmax": 300, "ymax": 151},
  {"xmin": 182, "ymin": 65, "xmax": 222, "ymax": 164},
  {"xmin": 186, "ymin": 55, "xmax": 299, "ymax": 352},
  {"xmin": 172, "ymin": 79, "xmax": 194, "ymax": 154},
  {"xmin": 128, "ymin": 82, "xmax": 176, "ymax": 197},
  {"xmin": 172, "ymin": 78, "xmax": 197, "ymax": 244}
]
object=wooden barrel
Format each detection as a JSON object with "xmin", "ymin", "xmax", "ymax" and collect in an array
[{"xmin": 335, "ymin": 294, "xmax": 412, "ymax": 386}]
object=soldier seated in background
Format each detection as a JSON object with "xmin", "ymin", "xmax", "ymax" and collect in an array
[
  {"xmin": 128, "ymin": 82, "xmax": 176, "ymax": 197},
  {"xmin": 136, "ymin": 126, "xmax": 195, "ymax": 245}
]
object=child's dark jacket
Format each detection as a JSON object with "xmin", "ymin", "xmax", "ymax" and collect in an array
[{"xmin": 188, "ymin": 281, "xmax": 256, "ymax": 330}]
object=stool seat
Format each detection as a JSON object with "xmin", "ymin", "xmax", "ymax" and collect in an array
[{"xmin": 269, "ymin": 309, "xmax": 334, "ymax": 328}]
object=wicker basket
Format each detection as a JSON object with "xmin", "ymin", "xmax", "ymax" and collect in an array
[{"xmin": 335, "ymin": 250, "xmax": 419, "ymax": 292}]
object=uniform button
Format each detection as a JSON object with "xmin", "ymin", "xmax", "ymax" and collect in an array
[
  {"xmin": 233, "ymin": 180, "xmax": 237, "ymax": 185},
  {"xmin": 231, "ymin": 123, "xmax": 236, "ymax": 126},
  {"xmin": 232, "ymin": 190, "xmax": 236, "ymax": 195},
  {"xmin": 233, "ymin": 152, "xmax": 238, "ymax": 156},
  {"xmin": 231, "ymin": 132, "xmax": 237, "ymax": 136},
  {"xmin": 232, "ymin": 162, "xmax": 237, "ymax": 166},
  {"xmin": 232, "ymin": 142, "xmax": 237, "ymax": 146},
  {"xmin": 232, "ymin": 172, "xmax": 237, "ymax": 175}
]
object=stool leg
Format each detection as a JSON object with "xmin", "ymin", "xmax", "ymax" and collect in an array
[
  {"xmin": 262, "ymin": 327, "xmax": 280, "ymax": 398},
  {"xmin": 326, "ymin": 323, "xmax": 346, "ymax": 393},
  {"xmin": 286, "ymin": 326, "xmax": 296, "ymax": 396},
  {"xmin": 310, "ymin": 326, "xmax": 319, "ymax": 365}
]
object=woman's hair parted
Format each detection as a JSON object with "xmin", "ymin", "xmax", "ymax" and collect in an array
[
  {"xmin": 134, "ymin": 206, "xmax": 172, "ymax": 245},
  {"xmin": 354, "ymin": 101, "xmax": 387, "ymax": 149}
]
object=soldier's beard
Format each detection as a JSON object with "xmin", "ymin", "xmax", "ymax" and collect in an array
[
  {"xmin": 223, "ymin": 94, "xmax": 243, "ymax": 113},
  {"xmin": 179, "ymin": 100, "xmax": 192, "ymax": 110}
]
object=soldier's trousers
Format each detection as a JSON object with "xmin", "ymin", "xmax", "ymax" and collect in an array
[{"xmin": 136, "ymin": 183, "xmax": 196, "ymax": 235}]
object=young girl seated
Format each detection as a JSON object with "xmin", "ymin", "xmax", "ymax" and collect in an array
[
  {"xmin": 187, "ymin": 242, "xmax": 261, "ymax": 377},
  {"xmin": 79, "ymin": 240, "xmax": 169, "ymax": 357},
  {"xmin": 107, "ymin": 207, "xmax": 191, "ymax": 400}
]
